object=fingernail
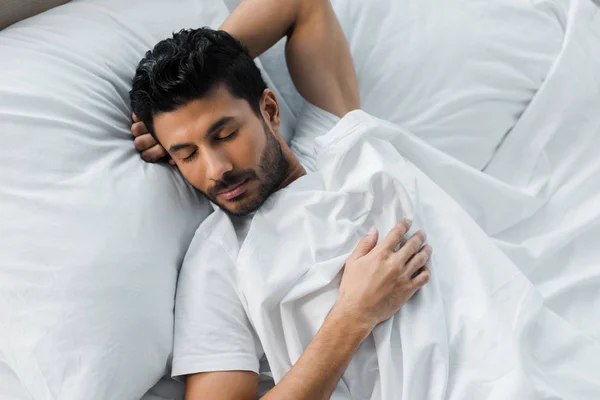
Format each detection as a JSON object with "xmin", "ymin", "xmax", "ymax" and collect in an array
[
  {"xmin": 367, "ymin": 226, "xmax": 377, "ymax": 236},
  {"xmin": 405, "ymin": 218, "xmax": 413, "ymax": 227}
]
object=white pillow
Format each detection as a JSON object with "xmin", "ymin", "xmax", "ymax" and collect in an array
[
  {"xmin": 232, "ymin": 0, "xmax": 568, "ymax": 170},
  {"xmin": 0, "ymin": 0, "xmax": 231, "ymax": 398}
]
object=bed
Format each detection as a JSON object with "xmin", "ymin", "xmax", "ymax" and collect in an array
[{"xmin": 1, "ymin": 0, "xmax": 599, "ymax": 398}]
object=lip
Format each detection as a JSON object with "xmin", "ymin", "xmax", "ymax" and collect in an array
[{"xmin": 218, "ymin": 179, "xmax": 249, "ymax": 200}]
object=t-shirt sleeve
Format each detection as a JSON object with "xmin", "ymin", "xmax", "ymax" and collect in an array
[{"xmin": 172, "ymin": 235, "xmax": 263, "ymax": 379}]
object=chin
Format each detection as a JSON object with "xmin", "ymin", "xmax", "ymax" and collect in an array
[{"xmin": 221, "ymin": 195, "xmax": 262, "ymax": 217}]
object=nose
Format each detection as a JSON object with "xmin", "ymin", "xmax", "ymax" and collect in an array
[{"xmin": 204, "ymin": 149, "xmax": 233, "ymax": 182}]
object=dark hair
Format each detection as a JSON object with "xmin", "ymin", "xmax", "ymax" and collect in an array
[{"xmin": 129, "ymin": 27, "xmax": 267, "ymax": 138}]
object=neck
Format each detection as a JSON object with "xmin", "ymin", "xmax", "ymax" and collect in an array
[
  {"xmin": 278, "ymin": 160, "xmax": 306, "ymax": 191},
  {"xmin": 275, "ymin": 144, "xmax": 306, "ymax": 191}
]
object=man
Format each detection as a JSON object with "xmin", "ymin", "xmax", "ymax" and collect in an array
[{"xmin": 130, "ymin": 0, "xmax": 431, "ymax": 398}]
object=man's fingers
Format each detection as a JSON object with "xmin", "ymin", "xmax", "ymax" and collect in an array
[
  {"xmin": 346, "ymin": 227, "xmax": 379, "ymax": 265},
  {"xmin": 132, "ymin": 113, "xmax": 140, "ymax": 123},
  {"xmin": 134, "ymin": 134, "xmax": 159, "ymax": 152},
  {"xmin": 411, "ymin": 265, "xmax": 430, "ymax": 290},
  {"xmin": 168, "ymin": 158, "xmax": 177, "ymax": 166},
  {"xmin": 380, "ymin": 219, "xmax": 411, "ymax": 252},
  {"xmin": 131, "ymin": 121, "xmax": 149, "ymax": 138},
  {"xmin": 141, "ymin": 144, "xmax": 168, "ymax": 163},
  {"xmin": 405, "ymin": 245, "xmax": 432, "ymax": 278},
  {"xmin": 133, "ymin": 132, "xmax": 170, "ymax": 164},
  {"xmin": 395, "ymin": 230, "xmax": 426, "ymax": 263}
]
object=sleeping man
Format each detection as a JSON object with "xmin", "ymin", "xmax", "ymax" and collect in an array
[
  {"xmin": 131, "ymin": 1, "xmax": 431, "ymax": 398},
  {"xmin": 130, "ymin": 0, "xmax": 600, "ymax": 399}
]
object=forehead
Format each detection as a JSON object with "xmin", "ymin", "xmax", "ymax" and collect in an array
[{"xmin": 152, "ymin": 85, "xmax": 255, "ymax": 145}]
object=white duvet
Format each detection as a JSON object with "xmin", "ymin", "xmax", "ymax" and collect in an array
[
  {"xmin": 196, "ymin": 1, "xmax": 600, "ymax": 398},
  {"xmin": 220, "ymin": 107, "xmax": 600, "ymax": 399}
]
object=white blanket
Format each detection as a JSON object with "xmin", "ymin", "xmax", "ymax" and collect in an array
[
  {"xmin": 223, "ymin": 106, "xmax": 600, "ymax": 399},
  {"xmin": 392, "ymin": 0, "xmax": 600, "ymax": 342}
]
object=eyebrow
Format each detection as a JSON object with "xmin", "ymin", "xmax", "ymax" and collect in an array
[
  {"xmin": 169, "ymin": 142, "xmax": 194, "ymax": 153},
  {"xmin": 205, "ymin": 116, "xmax": 235, "ymax": 139},
  {"xmin": 168, "ymin": 116, "xmax": 235, "ymax": 153}
]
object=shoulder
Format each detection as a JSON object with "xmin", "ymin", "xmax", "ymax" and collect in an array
[
  {"xmin": 190, "ymin": 209, "xmax": 239, "ymax": 261},
  {"xmin": 173, "ymin": 213, "xmax": 263, "ymax": 379},
  {"xmin": 177, "ymin": 209, "xmax": 241, "ymax": 310}
]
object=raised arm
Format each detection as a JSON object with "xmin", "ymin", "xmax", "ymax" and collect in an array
[
  {"xmin": 131, "ymin": 0, "xmax": 359, "ymax": 161},
  {"xmin": 221, "ymin": 0, "xmax": 360, "ymax": 117}
]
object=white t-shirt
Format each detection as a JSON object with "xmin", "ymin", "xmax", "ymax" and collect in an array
[
  {"xmin": 172, "ymin": 103, "xmax": 340, "ymax": 393},
  {"xmin": 230, "ymin": 213, "xmax": 276, "ymax": 394}
]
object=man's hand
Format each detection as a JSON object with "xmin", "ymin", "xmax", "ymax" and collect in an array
[
  {"xmin": 260, "ymin": 219, "xmax": 431, "ymax": 400},
  {"xmin": 334, "ymin": 219, "xmax": 431, "ymax": 334},
  {"xmin": 130, "ymin": 113, "xmax": 173, "ymax": 165}
]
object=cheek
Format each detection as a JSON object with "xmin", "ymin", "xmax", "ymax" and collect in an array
[
  {"xmin": 177, "ymin": 162, "xmax": 208, "ymax": 192},
  {"xmin": 235, "ymin": 146, "xmax": 261, "ymax": 169},
  {"xmin": 235, "ymin": 130, "xmax": 266, "ymax": 168}
]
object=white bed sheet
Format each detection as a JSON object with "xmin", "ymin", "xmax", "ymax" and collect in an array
[
  {"xmin": 224, "ymin": 108, "xmax": 600, "ymax": 399},
  {"xmin": 429, "ymin": 0, "xmax": 600, "ymax": 340},
  {"xmin": 253, "ymin": 0, "xmax": 569, "ymax": 170},
  {"xmin": 0, "ymin": 358, "xmax": 32, "ymax": 400},
  {"xmin": 284, "ymin": 0, "xmax": 600, "ymax": 346}
]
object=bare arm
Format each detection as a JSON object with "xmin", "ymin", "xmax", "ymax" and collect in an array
[
  {"xmin": 185, "ymin": 308, "xmax": 369, "ymax": 400},
  {"xmin": 186, "ymin": 221, "xmax": 431, "ymax": 400},
  {"xmin": 221, "ymin": 0, "xmax": 360, "ymax": 117},
  {"xmin": 261, "ymin": 307, "xmax": 369, "ymax": 399},
  {"xmin": 185, "ymin": 371, "xmax": 258, "ymax": 400}
]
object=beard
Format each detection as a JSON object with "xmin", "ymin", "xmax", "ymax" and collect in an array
[{"xmin": 206, "ymin": 122, "xmax": 289, "ymax": 217}]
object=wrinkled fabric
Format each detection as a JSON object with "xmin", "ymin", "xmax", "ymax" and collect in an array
[
  {"xmin": 229, "ymin": 106, "xmax": 600, "ymax": 399},
  {"xmin": 252, "ymin": 0, "xmax": 569, "ymax": 170},
  {"xmin": 216, "ymin": 3, "xmax": 600, "ymax": 397}
]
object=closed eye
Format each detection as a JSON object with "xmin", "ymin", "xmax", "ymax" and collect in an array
[
  {"xmin": 219, "ymin": 129, "xmax": 238, "ymax": 142},
  {"xmin": 181, "ymin": 150, "xmax": 197, "ymax": 163}
]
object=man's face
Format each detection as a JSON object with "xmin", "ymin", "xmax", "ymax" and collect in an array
[{"xmin": 153, "ymin": 86, "xmax": 289, "ymax": 216}]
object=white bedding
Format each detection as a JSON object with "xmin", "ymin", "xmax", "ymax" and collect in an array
[
  {"xmin": 484, "ymin": 0, "xmax": 600, "ymax": 340},
  {"xmin": 178, "ymin": 0, "xmax": 600, "ymax": 398},
  {"xmin": 0, "ymin": 1, "xmax": 223, "ymax": 398},
  {"xmin": 251, "ymin": 0, "xmax": 570, "ymax": 170},
  {"xmin": 225, "ymin": 108, "xmax": 600, "ymax": 399},
  {"xmin": 419, "ymin": 0, "xmax": 600, "ymax": 340},
  {"xmin": 283, "ymin": 0, "xmax": 600, "ymax": 351},
  {"xmin": 1, "ymin": 0, "xmax": 598, "ymax": 397}
]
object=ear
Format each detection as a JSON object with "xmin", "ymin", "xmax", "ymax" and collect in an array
[{"xmin": 260, "ymin": 89, "xmax": 281, "ymax": 134}]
